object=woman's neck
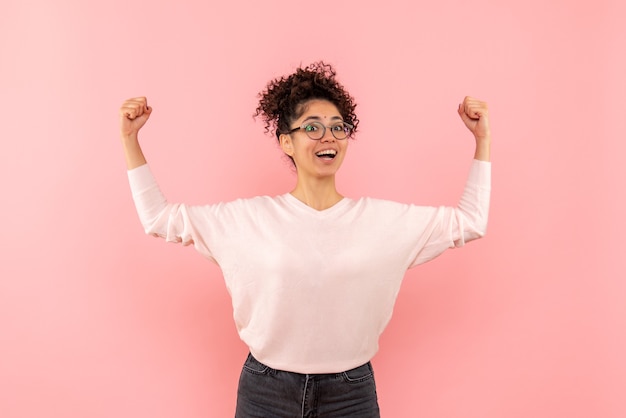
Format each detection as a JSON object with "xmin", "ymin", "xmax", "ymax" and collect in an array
[{"xmin": 290, "ymin": 177, "xmax": 343, "ymax": 211}]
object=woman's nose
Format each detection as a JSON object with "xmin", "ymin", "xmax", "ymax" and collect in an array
[{"xmin": 320, "ymin": 128, "xmax": 335, "ymax": 142}]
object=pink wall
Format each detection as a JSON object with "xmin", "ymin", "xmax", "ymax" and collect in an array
[{"xmin": 2, "ymin": 0, "xmax": 625, "ymax": 417}]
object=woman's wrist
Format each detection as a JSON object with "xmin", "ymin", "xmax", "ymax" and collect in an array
[
  {"xmin": 473, "ymin": 136, "xmax": 491, "ymax": 161},
  {"xmin": 121, "ymin": 134, "xmax": 147, "ymax": 169}
]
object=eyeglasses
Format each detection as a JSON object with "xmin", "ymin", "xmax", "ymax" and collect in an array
[{"xmin": 286, "ymin": 120, "xmax": 353, "ymax": 140}]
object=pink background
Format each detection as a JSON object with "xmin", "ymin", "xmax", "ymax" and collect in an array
[{"xmin": 2, "ymin": 0, "xmax": 625, "ymax": 417}]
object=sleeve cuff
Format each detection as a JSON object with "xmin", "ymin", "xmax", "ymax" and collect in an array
[
  {"xmin": 468, "ymin": 159, "xmax": 491, "ymax": 187},
  {"xmin": 127, "ymin": 164, "xmax": 157, "ymax": 194}
]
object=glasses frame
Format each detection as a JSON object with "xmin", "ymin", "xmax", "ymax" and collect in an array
[{"xmin": 286, "ymin": 120, "xmax": 354, "ymax": 140}]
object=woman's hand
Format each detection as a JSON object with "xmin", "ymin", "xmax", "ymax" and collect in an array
[
  {"xmin": 120, "ymin": 97, "xmax": 152, "ymax": 139},
  {"xmin": 119, "ymin": 97, "xmax": 151, "ymax": 169},
  {"xmin": 458, "ymin": 97, "xmax": 491, "ymax": 161}
]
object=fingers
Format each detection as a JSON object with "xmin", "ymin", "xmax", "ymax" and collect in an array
[
  {"xmin": 120, "ymin": 97, "xmax": 151, "ymax": 120},
  {"xmin": 458, "ymin": 96, "xmax": 491, "ymax": 140},
  {"xmin": 458, "ymin": 96, "xmax": 488, "ymax": 120},
  {"xmin": 458, "ymin": 96, "xmax": 489, "ymax": 120}
]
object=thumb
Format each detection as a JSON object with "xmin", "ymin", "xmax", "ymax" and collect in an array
[{"xmin": 137, "ymin": 105, "xmax": 153, "ymax": 122}]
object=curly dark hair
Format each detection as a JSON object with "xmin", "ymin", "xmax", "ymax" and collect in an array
[{"xmin": 254, "ymin": 61, "xmax": 359, "ymax": 142}]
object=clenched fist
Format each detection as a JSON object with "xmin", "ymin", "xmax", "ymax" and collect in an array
[
  {"xmin": 458, "ymin": 96, "xmax": 490, "ymax": 141},
  {"xmin": 457, "ymin": 97, "xmax": 491, "ymax": 161},
  {"xmin": 120, "ymin": 97, "xmax": 152, "ymax": 139}
]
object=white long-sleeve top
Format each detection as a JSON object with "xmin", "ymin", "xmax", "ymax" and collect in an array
[{"xmin": 127, "ymin": 160, "xmax": 491, "ymax": 373}]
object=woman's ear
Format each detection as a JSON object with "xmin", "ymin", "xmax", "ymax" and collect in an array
[{"xmin": 280, "ymin": 134, "xmax": 294, "ymax": 156}]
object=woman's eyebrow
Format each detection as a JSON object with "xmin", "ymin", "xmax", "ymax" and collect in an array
[{"xmin": 302, "ymin": 115, "xmax": 343, "ymax": 123}]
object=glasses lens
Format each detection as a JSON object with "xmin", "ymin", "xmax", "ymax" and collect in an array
[
  {"xmin": 303, "ymin": 122, "xmax": 325, "ymax": 140},
  {"xmin": 330, "ymin": 122, "xmax": 350, "ymax": 139}
]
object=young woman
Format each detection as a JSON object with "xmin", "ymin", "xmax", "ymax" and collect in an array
[{"xmin": 119, "ymin": 62, "xmax": 491, "ymax": 417}]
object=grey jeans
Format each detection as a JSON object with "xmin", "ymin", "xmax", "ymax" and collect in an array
[{"xmin": 235, "ymin": 353, "xmax": 381, "ymax": 418}]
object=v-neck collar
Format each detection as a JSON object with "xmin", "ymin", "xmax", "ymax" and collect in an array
[{"xmin": 282, "ymin": 193, "xmax": 352, "ymax": 216}]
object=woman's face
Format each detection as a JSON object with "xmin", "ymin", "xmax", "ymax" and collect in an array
[{"xmin": 280, "ymin": 99, "xmax": 348, "ymax": 180}]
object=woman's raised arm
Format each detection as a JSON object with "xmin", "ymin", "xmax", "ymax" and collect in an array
[
  {"xmin": 457, "ymin": 96, "xmax": 491, "ymax": 162},
  {"xmin": 119, "ymin": 97, "xmax": 152, "ymax": 169}
]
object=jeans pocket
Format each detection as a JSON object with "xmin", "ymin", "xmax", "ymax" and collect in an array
[
  {"xmin": 340, "ymin": 362, "xmax": 375, "ymax": 384},
  {"xmin": 242, "ymin": 353, "xmax": 273, "ymax": 376}
]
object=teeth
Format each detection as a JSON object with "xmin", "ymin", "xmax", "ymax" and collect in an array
[{"xmin": 316, "ymin": 150, "xmax": 337, "ymax": 157}]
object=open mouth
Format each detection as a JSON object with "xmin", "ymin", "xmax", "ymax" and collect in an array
[{"xmin": 316, "ymin": 150, "xmax": 337, "ymax": 160}]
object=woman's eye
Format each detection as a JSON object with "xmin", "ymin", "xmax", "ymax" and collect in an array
[
  {"xmin": 304, "ymin": 124, "xmax": 318, "ymax": 132},
  {"xmin": 333, "ymin": 123, "xmax": 350, "ymax": 132}
]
